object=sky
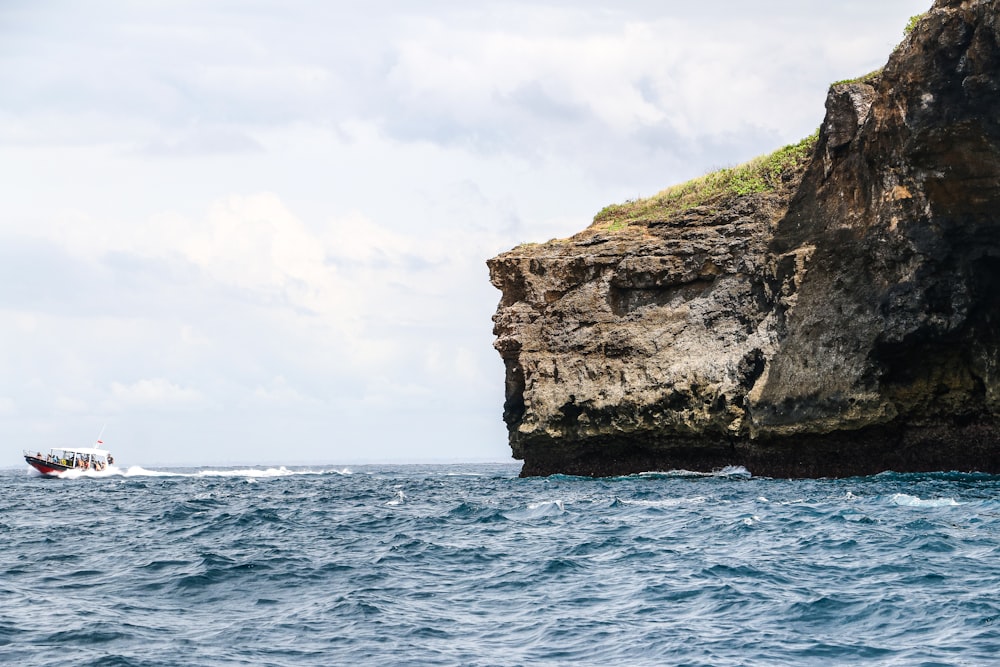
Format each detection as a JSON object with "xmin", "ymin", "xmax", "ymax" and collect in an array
[{"xmin": 1, "ymin": 0, "xmax": 931, "ymax": 467}]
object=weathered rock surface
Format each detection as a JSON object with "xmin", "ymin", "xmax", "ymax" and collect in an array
[{"xmin": 488, "ymin": 0, "xmax": 1000, "ymax": 477}]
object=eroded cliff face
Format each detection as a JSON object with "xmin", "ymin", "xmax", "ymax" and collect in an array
[{"xmin": 488, "ymin": 0, "xmax": 1000, "ymax": 477}]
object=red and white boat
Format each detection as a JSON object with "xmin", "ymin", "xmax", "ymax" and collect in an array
[{"xmin": 24, "ymin": 445, "xmax": 115, "ymax": 477}]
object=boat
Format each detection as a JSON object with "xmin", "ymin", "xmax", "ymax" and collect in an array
[{"xmin": 24, "ymin": 444, "xmax": 115, "ymax": 477}]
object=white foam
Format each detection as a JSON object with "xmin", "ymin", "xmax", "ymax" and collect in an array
[
  {"xmin": 618, "ymin": 496, "xmax": 708, "ymax": 508},
  {"xmin": 638, "ymin": 465, "xmax": 752, "ymax": 479},
  {"xmin": 500, "ymin": 500, "xmax": 566, "ymax": 522},
  {"xmin": 55, "ymin": 465, "xmax": 127, "ymax": 479},
  {"xmin": 528, "ymin": 499, "xmax": 562, "ymax": 510},
  {"xmin": 122, "ymin": 466, "xmax": 182, "ymax": 477},
  {"xmin": 490, "ymin": 498, "xmax": 564, "ymax": 520},
  {"xmin": 890, "ymin": 493, "xmax": 961, "ymax": 508},
  {"xmin": 193, "ymin": 467, "xmax": 297, "ymax": 478},
  {"xmin": 47, "ymin": 465, "xmax": 352, "ymax": 479},
  {"xmin": 386, "ymin": 489, "xmax": 406, "ymax": 506}
]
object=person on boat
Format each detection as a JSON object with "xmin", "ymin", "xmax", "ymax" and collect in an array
[{"xmin": 108, "ymin": 454, "xmax": 115, "ymax": 465}]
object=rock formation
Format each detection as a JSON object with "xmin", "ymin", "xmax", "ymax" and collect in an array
[{"xmin": 488, "ymin": 0, "xmax": 1000, "ymax": 477}]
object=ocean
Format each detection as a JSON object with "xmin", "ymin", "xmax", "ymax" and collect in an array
[{"xmin": 2, "ymin": 463, "xmax": 999, "ymax": 666}]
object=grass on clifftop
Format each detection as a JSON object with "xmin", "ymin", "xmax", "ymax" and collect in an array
[
  {"xmin": 832, "ymin": 68, "xmax": 883, "ymax": 87},
  {"xmin": 592, "ymin": 130, "xmax": 819, "ymax": 230}
]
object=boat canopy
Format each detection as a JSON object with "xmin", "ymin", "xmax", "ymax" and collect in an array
[{"xmin": 47, "ymin": 447, "xmax": 110, "ymax": 458}]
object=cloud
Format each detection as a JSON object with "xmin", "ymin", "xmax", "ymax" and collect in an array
[
  {"xmin": 54, "ymin": 396, "xmax": 88, "ymax": 413},
  {"xmin": 108, "ymin": 378, "xmax": 206, "ymax": 410},
  {"xmin": 0, "ymin": 397, "xmax": 15, "ymax": 417},
  {"xmin": 137, "ymin": 127, "xmax": 264, "ymax": 157},
  {"xmin": 378, "ymin": 16, "xmax": 815, "ymax": 148},
  {"xmin": 252, "ymin": 376, "xmax": 323, "ymax": 408},
  {"xmin": 0, "ymin": 183, "xmax": 510, "ymax": 413},
  {"xmin": 0, "ymin": 1, "xmax": 919, "ymax": 163}
]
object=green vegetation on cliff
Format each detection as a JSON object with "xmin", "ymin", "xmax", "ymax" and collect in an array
[
  {"xmin": 592, "ymin": 130, "xmax": 818, "ymax": 229},
  {"xmin": 905, "ymin": 13, "xmax": 926, "ymax": 36},
  {"xmin": 832, "ymin": 68, "xmax": 883, "ymax": 87}
]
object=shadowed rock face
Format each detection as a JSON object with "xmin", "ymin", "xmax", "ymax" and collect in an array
[{"xmin": 488, "ymin": 0, "xmax": 1000, "ymax": 477}]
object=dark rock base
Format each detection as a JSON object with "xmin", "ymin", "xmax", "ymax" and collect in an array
[{"xmin": 518, "ymin": 421, "xmax": 1000, "ymax": 478}]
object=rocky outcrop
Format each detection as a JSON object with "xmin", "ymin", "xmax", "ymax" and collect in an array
[{"xmin": 488, "ymin": 0, "xmax": 1000, "ymax": 477}]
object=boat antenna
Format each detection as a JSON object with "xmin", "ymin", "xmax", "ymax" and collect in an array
[{"xmin": 96, "ymin": 423, "xmax": 107, "ymax": 447}]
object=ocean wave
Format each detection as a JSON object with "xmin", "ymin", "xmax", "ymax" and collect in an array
[
  {"xmin": 617, "ymin": 496, "xmax": 709, "ymax": 508},
  {"xmin": 504, "ymin": 499, "xmax": 566, "ymax": 520},
  {"xmin": 889, "ymin": 493, "xmax": 962, "ymax": 508},
  {"xmin": 4, "ymin": 463, "xmax": 1000, "ymax": 666},
  {"xmin": 637, "ymin": 465, "xmax": 752, "ymax": 480},
  {"xmin": 874, "ymin": 470, "xmax": 1000, "ymax": 482}
]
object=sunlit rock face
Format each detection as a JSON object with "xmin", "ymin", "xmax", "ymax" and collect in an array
[{"xmin": 488, "ymin": 0, "xmax": 1000, "ymax": 477}]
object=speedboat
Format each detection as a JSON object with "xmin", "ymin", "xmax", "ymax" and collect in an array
[{"xmin": 24, "ymin": 445, "xmax": 115, "ymax": 477}]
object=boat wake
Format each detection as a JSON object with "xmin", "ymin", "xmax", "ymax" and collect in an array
[{"xmin": 38, "ymin": 466, "xmax": 353, "ymax": 479}]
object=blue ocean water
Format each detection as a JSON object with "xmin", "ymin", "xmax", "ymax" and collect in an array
[{"xmin": 2, "ymin": 463, "xmax": 999, "ymax": 666}]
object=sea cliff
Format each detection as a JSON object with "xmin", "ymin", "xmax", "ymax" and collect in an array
[{"xmin": 488, "ymin": 0, "xmax": 1000, "ymax": 477}]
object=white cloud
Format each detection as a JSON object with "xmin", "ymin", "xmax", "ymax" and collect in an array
[
  {"xmin": 252, "ymin": 376, "xmax": 323, "ymax": 408},
  {"xmin": 182, "ymin": 194, "xmax": 340, "ymax": 305},
  {"xmin": 108, "ymin": 378, "xmax": 206, "ymax": 410},
  {"xmin": 12, "ymin": 313, "xmax": 37, "ymax": 333},
  {"xmin": 138, "ymin": 127, "xmax": 264, "ymax": 157},
  {"xmin": 192, "ymin": 64, "xmax": 335, "ymax": 99},
  {"xmin": 359, "ymin": 376, "xmax": 435, "ymax": 406},
  {"xmin": 425, "ymin": 344, "xmax": 490, "ymax": 389},
  {"xmin": 376, "ymin": 9, "xmax": 910, "ymax": 165},
  {"xmin": 180, "ymin": 325, "xmax": 210, "ymax": 346},
  {"xmin": 387, "ymin": 21, "xmax": 673, "ymax": 130},
  {"xmin": 0, "ymin": 397, "xmax": 15, "ymax": 416},
  {"xmin": 54, "ymin": 396, "xmax": 88, "ymax": 413}
]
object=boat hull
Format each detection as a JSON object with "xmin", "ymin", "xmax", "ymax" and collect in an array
[{"xmin": 24, "ymin": 455, "xmax": 73, "ymax": 477}]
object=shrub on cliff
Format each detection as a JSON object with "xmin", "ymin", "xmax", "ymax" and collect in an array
[{"xmin": 593, "ymin": 131, "xmax": 818, "ymax": 229}]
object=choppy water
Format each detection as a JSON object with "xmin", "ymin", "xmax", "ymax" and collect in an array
[{"xmin": 3, "ymin": 463, "xmax": 1000, "ymax": 666}]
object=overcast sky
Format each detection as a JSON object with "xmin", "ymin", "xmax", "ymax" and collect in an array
[{"xmin": 1, "ymin": 0, "xmax": 930, "ymax": 467}]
